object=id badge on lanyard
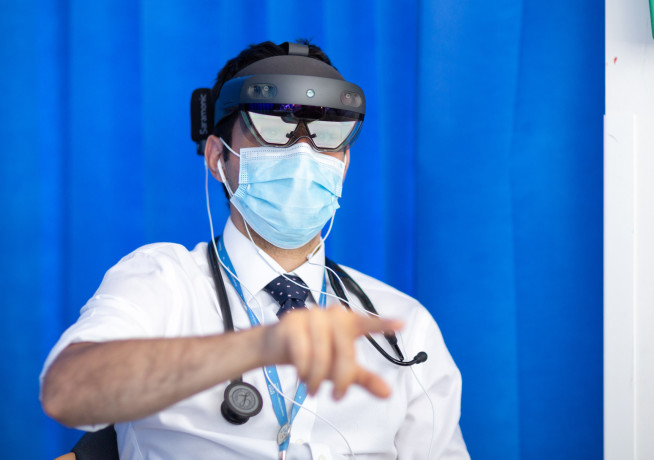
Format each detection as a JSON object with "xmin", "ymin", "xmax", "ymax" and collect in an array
[{"xmin": 215, "ymin": 237, "xmax": 327, "ymax": 457}]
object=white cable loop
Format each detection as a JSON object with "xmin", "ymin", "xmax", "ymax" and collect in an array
[
  {"xmin": 398, "ymin": 331, "xmax": 436, "ymax": 459},
  {"xmin": 262, "ymin": 372, "xmax": 357, "ymax": 459}
]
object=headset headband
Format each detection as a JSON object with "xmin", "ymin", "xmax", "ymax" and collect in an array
[
  {"xmin": 214, "ymin": 73, "xmax": 365, "ymax": 123},
  {"xmin": 190, "ymin": 43, "xmax": 366, "ymax": 155}
]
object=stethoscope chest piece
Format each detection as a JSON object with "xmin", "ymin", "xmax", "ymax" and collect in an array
[{"xmin": 221, "ymin": 380, "xmax": 263, "ymax": 425}]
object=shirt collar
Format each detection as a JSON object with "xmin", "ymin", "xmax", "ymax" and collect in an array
[{"xmin": 221, "ymin": 218, "xmax": 326, "ymax": 305}]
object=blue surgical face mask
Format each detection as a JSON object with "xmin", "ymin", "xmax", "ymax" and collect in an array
[{"xmin": 217, "ymin": 139, "xmax": 346, "ymax": 249}]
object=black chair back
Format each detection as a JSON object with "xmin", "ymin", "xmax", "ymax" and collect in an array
[{"xmin": 71, "ymin": 425, "xmax": 119, "ymax": 460}]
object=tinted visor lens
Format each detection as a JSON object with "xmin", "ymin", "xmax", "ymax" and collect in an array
[{"xmin": 242, "ymin": 103, "xmax": 363, "ymax": 151}]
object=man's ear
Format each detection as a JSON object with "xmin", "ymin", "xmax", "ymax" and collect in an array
[{"xmin": 205, "ymin": 135, "xmax": 225, "ymax": 183}]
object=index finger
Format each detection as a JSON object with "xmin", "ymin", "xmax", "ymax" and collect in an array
[
  {"xmin": 324, "ymin": 304, "xmax": 403, "ymax": 336},
  {"xmin": 352, "ymin": 315, "xmax": 403, "ymax": 337}
]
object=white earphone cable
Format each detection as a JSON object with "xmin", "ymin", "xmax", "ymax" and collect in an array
[
  {"xmin": 397, "ymin": 330, "xmax": 436, "ymax": 459},
  {"xmin": 262, "ymin": 372, "xmax": 357, "ymax": 459}
]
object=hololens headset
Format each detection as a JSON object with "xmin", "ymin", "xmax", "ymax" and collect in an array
[
  {"xmin": 190, "ymin": 42, "xmax": 366, "ymax": 156},
  {"xmin": 192, "ymin": 43, "xmax": 426, "ymax": 425}
]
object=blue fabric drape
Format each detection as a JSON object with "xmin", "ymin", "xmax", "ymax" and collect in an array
[{"xmin": 0, "ymin": 0, "xmax": 603, "ymax": 458}]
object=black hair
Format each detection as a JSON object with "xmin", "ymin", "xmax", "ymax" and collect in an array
[{"xmin": 211, "ymin": 40, "xmax": 335, "ymax": 154}]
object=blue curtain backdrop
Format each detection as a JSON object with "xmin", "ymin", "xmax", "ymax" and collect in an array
[{"xmin": 0, "ymin": 0, "xmax": 603, "ymax": 458}]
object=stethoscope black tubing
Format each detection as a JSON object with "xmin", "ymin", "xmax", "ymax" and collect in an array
[
  {"xmin": 324, "ymin": 258, "xmax": 428, "ymax": 366},
  {"xmin": 207, "ymin": 239, "xmax": 241, "ymax": 383}
]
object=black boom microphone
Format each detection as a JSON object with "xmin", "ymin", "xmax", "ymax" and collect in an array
[{"xmin": 190, "ymin": 88, "xmax": 213, "ymax": 155}]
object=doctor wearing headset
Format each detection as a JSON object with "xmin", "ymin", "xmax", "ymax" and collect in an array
[{"xmin": 41, "ymin": 40, "xmax": 469, "ymax": 459}]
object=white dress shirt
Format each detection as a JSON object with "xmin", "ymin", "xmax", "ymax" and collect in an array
[{"xmin": 41, "ymin": 218, "xmax": 469, "ymax": 459}]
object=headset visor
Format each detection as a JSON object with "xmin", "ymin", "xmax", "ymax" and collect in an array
[{"xmin": 241, "ymin": 103, "xmax": 363, "ymax": 152}]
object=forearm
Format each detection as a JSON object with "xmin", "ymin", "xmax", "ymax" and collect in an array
[
  {"xmin": 42, "ymin": 307, "xmax": 401, "ymax": 428},
  {"xmin": 41, "ymin": 328, "xmax": 267, "ymax": 427}
]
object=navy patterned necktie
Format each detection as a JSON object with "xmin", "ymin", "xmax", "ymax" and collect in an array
[{"xmin": 263, "ymin": 275, "xmax": 310, "ymax": 318}]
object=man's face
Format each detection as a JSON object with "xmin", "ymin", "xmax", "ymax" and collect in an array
[{"xmin": 205, "ymin": 112, "xmax": 350, "ymax": 250}]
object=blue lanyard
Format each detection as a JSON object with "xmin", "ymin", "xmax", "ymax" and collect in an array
[{"xmin": 215, "ymin": 237, "xmax": 327, "ymax": 455}]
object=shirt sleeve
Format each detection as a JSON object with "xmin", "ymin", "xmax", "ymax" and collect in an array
[
  {"xmin": 39, "ymin": 246, "xmax": 179, "ymax": 401},
  {"xmin": 393, "ymin": 307, "xmax": 470, "ymax": 459}
]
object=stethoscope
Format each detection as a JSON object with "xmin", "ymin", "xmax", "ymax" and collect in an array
[{"xmin": 207, "ymin": 237, "xmax": 428, "ymax": 426}]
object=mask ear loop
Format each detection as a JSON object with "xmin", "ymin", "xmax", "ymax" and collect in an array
[
  {"xmin": 216, "ymin": 137, "xmax": 239, "ymax": 198},
  {"xmin": 219, "ymin": 137, "xmax": 241, "ymax": 158}
]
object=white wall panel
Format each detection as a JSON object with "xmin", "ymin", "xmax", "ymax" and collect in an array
[{"xmin": 605, "ymin": 0, "xmax": 654, "ymax": 457}]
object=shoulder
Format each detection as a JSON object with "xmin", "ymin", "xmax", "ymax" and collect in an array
[
  {"xmin": 92, "ymin": 242, "xmax": 213, "ymax": 304},
  {"xmin": 107, "ymin": 242, "xmax": 210, "ymax": 277},
  {"xmin": 80, "ymin": 241, "xmax": 215, "ymax": 333},
  {"xmin": 117, "ymin": 242, "xmax": 207, "ymax": 264},
  {"xmin": 335, "ymin": 264, "xmax": 413, "ymax": 301}
]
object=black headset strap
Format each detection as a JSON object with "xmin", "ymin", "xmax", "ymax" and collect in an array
[{"xmin": 325, "ymin": 258, "xmax": 404, "ymax": 361}]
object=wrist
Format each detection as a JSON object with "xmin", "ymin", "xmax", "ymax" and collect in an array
[{"xmin": 258, "ymin": 323, "xmax": 285, "ymax": 367}]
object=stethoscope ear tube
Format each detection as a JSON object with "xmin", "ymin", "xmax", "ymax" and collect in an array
[
  {"xmin": 324, "ymin": 258, "xmax": 428, "ymax": 367},
  {"xmin": 208, "ymin": 238, "xmax": 234, "ymax": 332}
]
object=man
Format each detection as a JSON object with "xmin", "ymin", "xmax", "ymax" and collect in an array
[{"xmin": 41, "ymin": 40, "xmax": 469, "ymax": 459}]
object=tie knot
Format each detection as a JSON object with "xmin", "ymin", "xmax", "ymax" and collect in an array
[{"xmin": 263, "ymin": 275, "xmax": 310, "ymax": 318}]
